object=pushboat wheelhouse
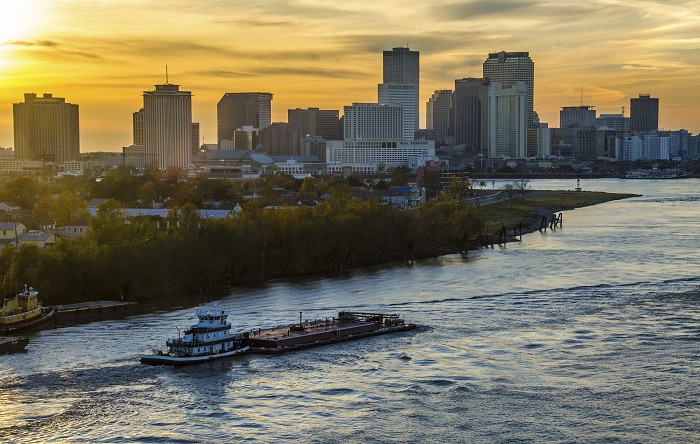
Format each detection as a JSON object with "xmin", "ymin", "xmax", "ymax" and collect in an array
[{"xmin": 140, "ymin": 302, "xmax": 248, "ymax": 366}]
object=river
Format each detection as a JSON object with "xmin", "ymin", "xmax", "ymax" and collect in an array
[{"xmin": 1, "ymin": 179, "xmax": 699, "ymax": 443}]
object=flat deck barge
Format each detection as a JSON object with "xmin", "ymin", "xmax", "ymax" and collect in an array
[
  {"xmin": 246, "ymin": 311, "xmax": 415, "ymax": 354},
  {"xmin": 55, "ymin": 301, "xmax": 138, "ymax": 326}
]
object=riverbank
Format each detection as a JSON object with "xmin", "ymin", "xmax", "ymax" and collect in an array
[{"xmin": 478, "ymin": 190, "xmax": 638, "ymax": 235}]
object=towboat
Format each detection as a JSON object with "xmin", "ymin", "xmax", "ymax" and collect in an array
[
  {"xmin": 140, "ymin": 302, "xmax": 249, "ymax": 366},
  {"xmin": 0, "ymin": 285, "xmax": 56, "ymax": 334}
]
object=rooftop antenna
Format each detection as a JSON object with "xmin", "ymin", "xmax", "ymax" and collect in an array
[
  {"xmin": 165, "ymin": 65, "xmax": 169, "ymax": 84},
  {"xmin": 621, "ymin": 106, "xmax": 625, "ymax": 117}
]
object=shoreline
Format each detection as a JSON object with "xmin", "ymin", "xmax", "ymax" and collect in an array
[{"xmin": 128, "ymin": 190, "xmax": 639, "ymax": 313}]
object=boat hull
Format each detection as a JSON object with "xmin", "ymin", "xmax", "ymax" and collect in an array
[
  {"xmin": 0, "ymin": 336, "xmax": 29, "ymax": 354},
  {"xmin": 0, "ymin": 307, "xmax": 56, "ymax": 334},
  {"xmin": 248, "ymin": 323, "xmax": 417, "ymax": 354},
  {"xmin": 140, "ymin": 345, "xmax": 250, "ymax": 366}
]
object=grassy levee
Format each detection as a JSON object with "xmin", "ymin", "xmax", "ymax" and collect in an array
[{"xmin": 478, "ymin": 190, "xmax": 639, "ymax": 235}]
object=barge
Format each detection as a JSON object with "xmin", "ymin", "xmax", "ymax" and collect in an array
[{"xmin": 246, "ymin": 311, "xmax": 415, "ymax": 354}]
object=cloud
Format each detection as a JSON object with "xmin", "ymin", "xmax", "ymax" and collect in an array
[{"xmin": 4, "ymin": 40, "xmax": 59, "ymax": 47}]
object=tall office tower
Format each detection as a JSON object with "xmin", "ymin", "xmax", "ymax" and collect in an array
[
  {"xmin": 288, "ymin": 108, "xmax": 341, "ymax": 140},
  {"xmin": 426, "ymin": 90, "xmax": 452, "ymax": 147},
  {"xmin": 133, "ymin": 108, "xmax": 144, "ymax": 145},
  {"xmin": 259, "ymin": 123, "xmax": 301, "ymax": 156},
  {"xmin": 560, "ymin": 106, "xmax": 596, "ymax": 128},
  {"xmin": 630, "ymin": 94, "xmax": 659, "ymax": 133},
  {"xmin": 383, "ymin": 47, "xmax": 419, "ymax": 130},
  {"xmin": 343, "ymin": 103, "xmax": 403, "ymax": 140},
  {"xmin": 487, "ymin": 82, "xmax": 528, "ymax": 159},
  {"xmin": 596, "ymin": 113, "xmax": 630, "ymax": 132},
  {"xmin": 143, "ymin": 83, "xmax": 192, "ymax": 169},
  {"xmin": 191, "ymin": 123, "xmax": 200, "ymax": 156},
  {"xmin": 217, "ymin": 93, "xmax": 273, "ymax": 142},
  {"xmin": 452, "ymin": 78, "xmax": 490, "ymax": 152},
  {"xmin": 13, "ymin": 93, "xmax": 79, "ymax": 163},
  {"xmin": 483, "ymin": 51, "xmax": 535, "ymax": 127},
  {"xmin": 378, "ymin": 83, "xmax": 416, "ymax": 140}
]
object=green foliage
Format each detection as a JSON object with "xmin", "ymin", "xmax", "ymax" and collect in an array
[
  {"xmin": 391, "ymin": 166, "xmax": 411, "ymax": 187},
  {"xmin": 33, "ymin": 191, "xmax": 89, "ymax": 226}
]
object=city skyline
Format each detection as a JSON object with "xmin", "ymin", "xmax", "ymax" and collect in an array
[{"xmin": 1, "ymin": 0, "xmax": 699, "ymax": 151}]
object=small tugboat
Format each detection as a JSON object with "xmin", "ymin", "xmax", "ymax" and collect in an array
[
  {"xmin": 140, "ymin": 302, "xmax": 249, "ymax": 366},
  {"xmin": 0, "ymin": 336, "xmax": 29, "ymax": 354},
  {"xmin": 0, "ymin": 285, "xmax": 56, "ymax": 334}
]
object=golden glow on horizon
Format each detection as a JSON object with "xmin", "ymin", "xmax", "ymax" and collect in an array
[
  {"xmin": 1, "ymin": 0, "xmax": 700, "ymax": 150},
  {"xmin": 0, "ymin": 3, "xmax": 33, "ymax": 43}
]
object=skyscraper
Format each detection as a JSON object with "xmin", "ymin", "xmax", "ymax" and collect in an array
[
  {"xmin": 288, "ymin": 108, "xmax": 341, "ymax": 140},
  {"xmin": 383, "ymin": 47, "xmax": 419, "ymax": 130},
  {"xmin": 560, "ymin": 106, "xmax": 596, "ymax": 129},
  {"xmin": 133, "ymin": 108, "xmax": 144, "ymax": 145},
  {"xmin": 143, "ymin": 83, "xmax": 192, "ymax": 169},
  {"xmin": 630, "ymin": 94, "xmax": 659, "ymax": 133},
  {"xmin": 217, "ymin": 93, "xmax": 273, "ymax": 142},
  {"xmin": 343, "ymin": 103, "xmax": 403, "ymax": 140},
  {"xmin": 13, "ymin": 93, "xmax": 79, "ymax": 163},
  {"xmin": 378, "ymin": 83, "xmax": 416, "ymax": 140},
  {"xmin": 426, "ymin": 89, "xmax": 452, "ymax": 147},
  {"xmin": 483, "ymin": 51, "xmax": 535, "ymax": 127},
  {"xmin": 488, "ymin": 82, "xmax": 528, "ymax": 159},
  {"xmin": 452, "ymin": 78, "xmax": 490, "ymax": 152}
]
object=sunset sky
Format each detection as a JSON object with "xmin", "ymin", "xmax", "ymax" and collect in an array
[{"xmin": 1, "ymin": 0, "xmax": 699, "ymax": 151}]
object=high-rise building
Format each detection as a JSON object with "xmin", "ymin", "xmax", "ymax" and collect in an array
[
  {"xmin": 343, "ymin": 103, "xmax": 403, "ymax": 140},
  {"xmin": 487, "ymin": 82, "xmax": 528, "ymax": 159},
  {"xmin": 630, "ymin": 94, "xmax": 659, "ymax": 133},
  {"xmin": 452, "ymin": 78, "xmax": 490, "ymax": 152},
  {"xmin": 378, "ymin": 83, "xmax": 416, "ymax": 140},
  {"xmin": 288, "ymin": 108, "xmax": 341, "ymax": 140},
  {"xmin": 133, "ymin": 108, "xmax": 144, "ymax": 145},
  {"xmin": 143, "ymin": 83, "xmax": 192, "ymax": 169},
  {"xmin": 560, "ymin": 106, "xmax": 596, "ymax": 129},
  {"xmin": 383, "ymin": 47, "xmax": 419, "ymax": 130},
  {"xmin": 217, "ymin": 93, "xmax": 273, "ymax": 142},
  {"xmin": 259, "ymin": 123, "xmax": 301, "ymax": 156},
  {"xmin": 596, "ymin": 114, "xmax": 630, "ymax": 132},
  {"xmin": 426, "ymin": 90, "xmax": 452, "ymax": 147},
  {"xmin": 191, "ymin": 122, "xmax": 200, "ymax": 157},
  {"xmin": 13, "ymin": 93, "xmax": 80, "ymax": 163},
  {"xmin": 483, "ymin": 51, "xmax": 535, "ymax": 127}
]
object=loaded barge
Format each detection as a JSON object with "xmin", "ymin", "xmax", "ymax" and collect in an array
[
  {"xmin": 140, "ymin": 306, "xmax": 415, "ymax": 366},
  {"xmin": 247, "ymin": 311, "xmax": 415, "ymax": 354}
]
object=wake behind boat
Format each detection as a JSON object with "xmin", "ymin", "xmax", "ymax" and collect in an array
[{"xmin": 140, "ymin": 302, "xmax": 248, "ymax": 366}]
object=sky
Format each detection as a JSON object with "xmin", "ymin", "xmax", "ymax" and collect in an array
[{"xmin": 1, "ymin": 0, "xmax": 699, "ymax": 151}]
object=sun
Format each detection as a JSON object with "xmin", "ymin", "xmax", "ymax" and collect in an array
[{"xmin": 0, "ymin": 3, "xmax": 33, "ymax": 42}]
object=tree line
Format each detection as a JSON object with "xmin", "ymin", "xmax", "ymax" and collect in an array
[{"xmin": 0, "ymin": 171, "xmax": 486, "ymax": 306}]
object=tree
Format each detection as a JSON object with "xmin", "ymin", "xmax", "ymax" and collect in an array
[
  {"xmin": 391, "ymin": 166, "xmax": 411, "ymax": 187},
  {"xmin": 33, "ymin": 191, "xmax": 89, "ymax": 227},
  {"xmin": 514, "ymin": 179, "xmax": 530, "ymax": 201},
  {"xmin": 88, "ymin": 199, "xmax": 132, "ymax": 245},
  {"xmin": 446, "ymin": 176, "xmax": 472, "ymax": 203},
  {"xmin": 502, "ymin": 183, "xmax": 516, "ymax": 208}
]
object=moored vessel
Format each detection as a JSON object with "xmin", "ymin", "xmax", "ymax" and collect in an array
[
  {"xmin": 140, "ymin": 302, "xmax": 249, "ymax": 366},
  {"xmin": 0, "ymin": 285, "xmax": 56, "ymax": 334},
  {"xmin": 0, "ymin": 336, "xmax": 29, "ymax": 354}
]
